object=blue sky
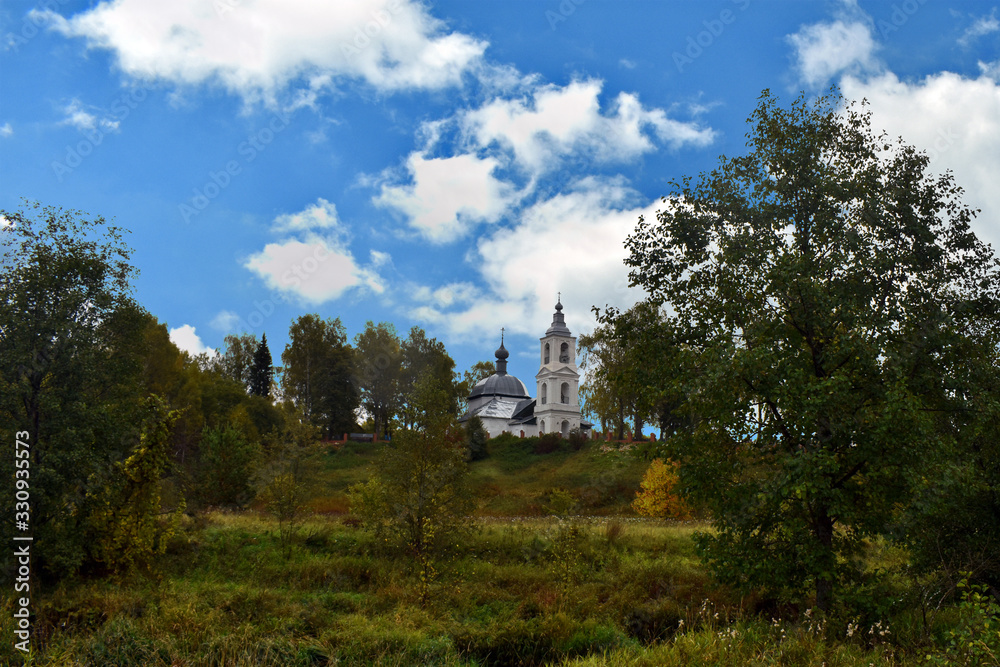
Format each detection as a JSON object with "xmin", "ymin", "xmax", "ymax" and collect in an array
[{"xmin": 2, "ymin": 0, "xmax": 1000, "ymax": 391}]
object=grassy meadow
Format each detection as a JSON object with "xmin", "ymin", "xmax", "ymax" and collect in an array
[{"xmin": 0, "ymin": 437, "xmax": 988, "ymax": 665}]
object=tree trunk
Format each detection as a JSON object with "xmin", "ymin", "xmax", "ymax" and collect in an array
[{"xmin": 814, "ymin": 509, "xmax": 836, "ymax": 613}]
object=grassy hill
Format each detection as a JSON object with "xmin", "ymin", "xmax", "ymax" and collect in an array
[
  {"xmin": 304, "ymin": 435, "xmax": 651, "ymax": 518},
  {"xmin": 1, "ymin": 435, "xmax": 974, "ymax": 665}
]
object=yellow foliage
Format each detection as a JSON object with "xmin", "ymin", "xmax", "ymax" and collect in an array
[
  {"xmin": 632, "ymin": 458, "xmax": 691, "ymax": 520},
  {"xmin": 86, "ymin": 396, "xmax": 184, "ymax": 572}
]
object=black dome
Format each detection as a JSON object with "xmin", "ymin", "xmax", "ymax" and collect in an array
[
  {"xmin": 469, "ymin": 373, "xmax": 530, "ymax": 401},
  {"xmin": 545, "ymin": 298, "xmax": 571, "ymax": 336}
]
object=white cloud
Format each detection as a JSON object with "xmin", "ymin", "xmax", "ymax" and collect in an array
[
  {"xmin": 375, "ymin": 152, "xmax": 514, "ymax": 242},
  {"xmin": 370, "ymin": 249, "xmax": 392, "ymax": 267},
  {"xmin": 462, "ymin": 79, "xmax": 714, "ymax": 175},
  {"xmin": 245, "ymin": 236, "xmax": 375, "ymax": 303},
  {"xmin": 38, "ymin": 0, "xmax": 486, "ymax": 104},
  {"xmin": 981, "ymin": 59, "xmax": 1000, "ymax": 83},
  {"xmin": 0, "ymin": 123, "xmax": 12, "ymax": 137},
  {"xmin": 411, "ymin": 281, "xmax": 479, "ymax": 308},
  {"xmin": 59, "ymin": 99, "xmax": 120, "ymax": 133},
  {"xmin": 959, "ymin": 9, "xmax": 999, "ymax": 47},
  {"xmin": 840, "ymin": 70, "xmax": 1000, "ymax": 251},
  {"xmin": 409, "ymin": 177, "xmax": 653, "ymax": 341},
  {"xmin": 210, "ymin": 310, "xmax": 241, "ymax": 332},
  {"xmin": 169, "ymin": 324, "xmax": 215, "ymax": 356},
  {"xmin": 244, "ymin": 199, "xmax": 383, "ymax": 303},
  {"xmin": 271, "ymin": 197, "xmax": 340, "ymax": 232},
  {"xmin": 787, "ymin": 19, "xmax": 878, "ymax": 87}
]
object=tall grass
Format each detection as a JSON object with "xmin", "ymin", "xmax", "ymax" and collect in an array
[{"xmin": 1, "ymin": 512, "xmax": 956, "ymax": 666}]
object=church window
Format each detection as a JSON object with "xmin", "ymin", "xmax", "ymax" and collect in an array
[
  {"xmin": 540, "ymin": 420, "xmax": 546, "ymax": 434},
  {"xmin": 560, "ymin": 382, "xmax": 569, "ymax": 404},
  {"xmin": 541, "ymin": 383, "xmax": 547, "ymax": 404},
  {"xmin": 560, "ymin": 342, "xmax": 569, "ymax": 363},
  {"xmin": 561, "ymin": 420, "xmax": 569, "ymax": 437},
  {"xmin": 544, "ymin": 343, "xmax": 550, "ymax": 364}
]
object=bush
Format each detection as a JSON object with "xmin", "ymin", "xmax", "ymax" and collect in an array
[
  {"xmin": 632, "ymin": 459, "xmax": 691, "ymax": 520},
  {"xmin": 350, "ymin": 420, "xmax": 475, "ymax": 602},
  {"xmin": 466, "ymin": 415, "xmax": 489, "ymax": 461},
  {"xmin": 257, "ymin": 415, "xmax": 323, "ymax": 550},
  {"xmin": 84, "ymin": 397, "xmax": 186, "ymax": 573},
  {"xmin": 925, "ymin": 578, "xmax": 1000, "ymax": 666},
  {"xmin": 198, "ymin": 422, "xmax": 260, "ymax": 508},
  {"xmin": 534, "ymin": 433, "xmax": 563, "ymax": 454}
]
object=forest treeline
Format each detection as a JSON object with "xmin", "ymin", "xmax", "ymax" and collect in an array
[{"xmin": 0, "ymin": 200, "xmax": 497, "ymax": 580}]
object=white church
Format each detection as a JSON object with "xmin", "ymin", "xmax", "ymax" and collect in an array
[{"xmin": 458, "ymin": 298, "xmax": 593, "ymax": 439}]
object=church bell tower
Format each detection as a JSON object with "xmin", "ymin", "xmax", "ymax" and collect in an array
[{"xmin": 535, "ymin": 295, "xmax": 581, "ymax": 437}]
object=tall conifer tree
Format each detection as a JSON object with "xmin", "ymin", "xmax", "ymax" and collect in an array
[{"xmin": 249, "ymin": 332, "xmax": 273, "ymax": 398}]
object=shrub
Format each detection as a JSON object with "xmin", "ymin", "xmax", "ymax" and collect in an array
[
  {"xmin": 632, "ymin": 459, "xmax": 691, "ymax": 520},
  {"xmin": 350, "ymin": 420, "xmax": 475, "ymax": 602},
  {"xmin": 257, "ymin": 415, "xmax": 322, "ymax": 551},
  {"xmin": 534, "ymin": 432, "xmax": 563, "ymax": 454},
  {"xmin": 545, "ymin": 488, "xmax": 577, "ymax": 517},
  {"xmin": 925, "ymin": 578, "xmax": 1000, "ymax": 666},
  {"xmin": 466, "ymin": 415, "xmax": 490, "ymax": 461},
  {"xmin": 198, "ymin": 422, "xmax": 260, "ymax": 508},
  {"xmin": 84, "ymin": 397, "xmax": 186, "ymax": 573}
]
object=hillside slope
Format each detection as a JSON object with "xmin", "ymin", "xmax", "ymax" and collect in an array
[{"xmin": 309, "ymin": 435, "xmax": 650, "ymax": 517}]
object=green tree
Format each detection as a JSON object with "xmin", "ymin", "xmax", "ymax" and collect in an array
[
  {"xmin": 198, "ymin": 422, "xmax": 261, "ymax": 508},
  {"xmin": 464, "ymin": 414, "xmax": 489, "ymax": 461},
  {"xmin": 354, "ymin": 321, "xmax": 402, "ymax": 438},
  {"xmin": 399, "ymin": 327, "xmax": 459, "ymax": 429},
  {"xmin": 138, "ymin": 315, "xmax": 205, "ymax": 466},
  {"xmin": 579, "ymin": 302, "xmax": 662, "ymax": 439},
  {"xmin": 457, "ymin": 360, "xmax": 495, "ymax": 405},
  {"xmin": 257, "ymin": 410, "xmax": 322, "ymax": 551},
  {"xmin": 623, "ymin": 90, "xmax": 1000, "ymax": 612},
  {"xmin": 896, "ymin": 333, "xmax": 1000, "ymax": 590},
  {"xmin": 586, "ymin": 302, "xmax": 691, "ymax": 440},
  {"xmin": 579, "ymin": 325, "xmax": 632, "ymax": 439},
  {"xmin": 281, "ymin": 314, "xmax": 358, "ymax": 439},
  {"xmin": 350, "ymin": 419, "xmax": 473, "ymax": 602},
  {"xmin": 84, "ymin": 396, "xmax": 185, "ymax": 573},
  {"xmin": 215, "ymin": 333, "xmax": 258, "ymax": 392},
  {"xmin": 0, "ymin": 201, "xmax": 155, "ymax": 577},
  {"xmin": 248, "ymin": 332, "xmax": 273, "ymax": 398}
]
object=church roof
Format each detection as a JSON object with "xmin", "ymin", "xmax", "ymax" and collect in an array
[
  {"xmin": 467, "ymin": 330, "xmax": 531, "ymax": 402},
  {"xmin": 545, "ymin": 298, "xmax": 571, "ymax": 337},
  {"xmin": 473, "ymin": 396, "xmax": 524, "ymax": 419},
  {"xmin": 468, "ymin": 373, "xmax": 530, "ymax": 401}
]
